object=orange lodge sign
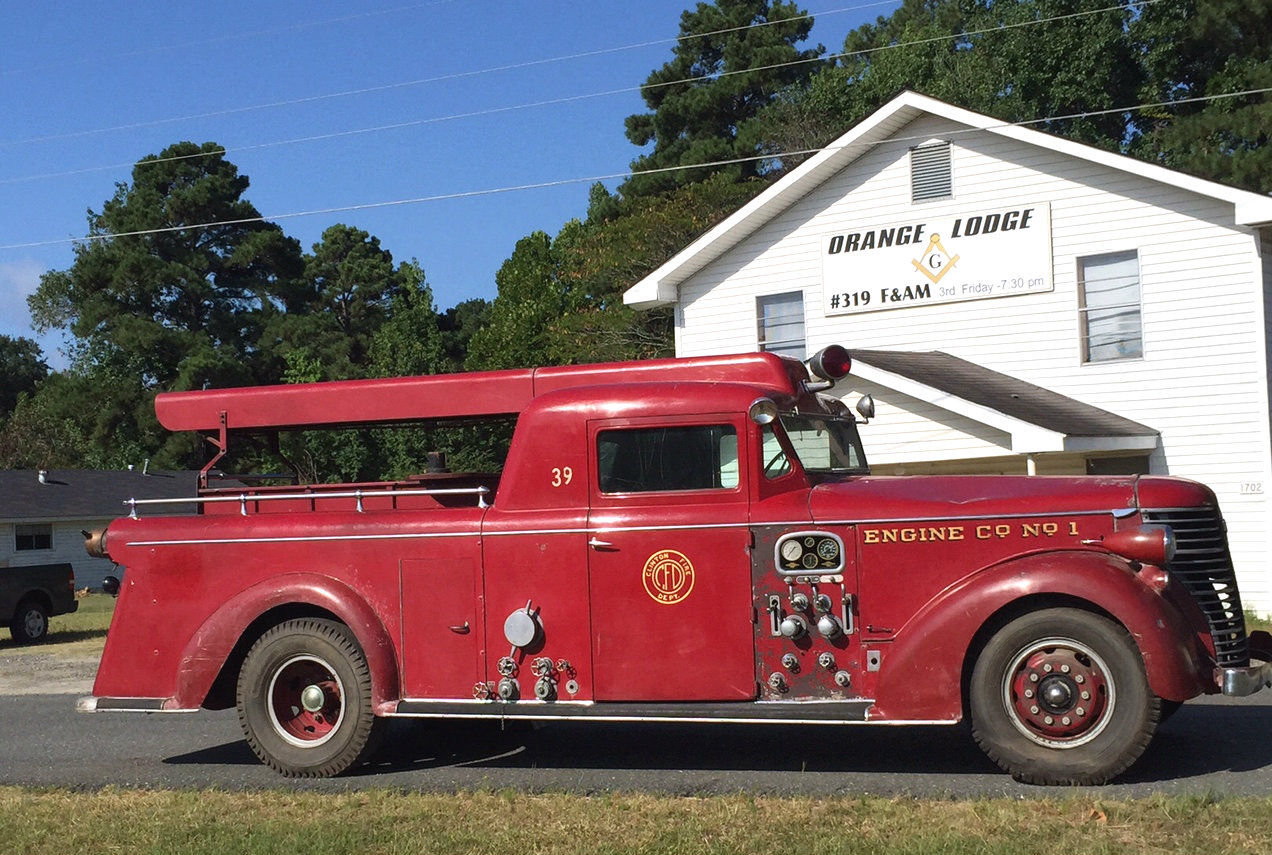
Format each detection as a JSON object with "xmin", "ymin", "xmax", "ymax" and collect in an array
[{"xmin": 642, "ymin": 549, "xmax": 695, "ymax": 604}]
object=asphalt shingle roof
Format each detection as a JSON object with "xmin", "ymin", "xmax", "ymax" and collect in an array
[
  {"xmin": 851, "ymin": 350, "xmax": 1157, "ymax": 438},
  {"xmin": 0, "ymin": 469, "xmax": 206, "ymax": 521}
]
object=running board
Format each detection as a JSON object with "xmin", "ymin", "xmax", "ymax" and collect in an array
[{"xmin": 392, "ymin": 699, "xmax": 877, "ymax": 724}]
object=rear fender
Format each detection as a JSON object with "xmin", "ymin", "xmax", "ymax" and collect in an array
[
  {"xmin": 870, "ymin": 550, "xmax": 1210, "ymax": 722},
  {"xmin": 171, "ymin": 573, "xmax": 400, "ymax": 714}
]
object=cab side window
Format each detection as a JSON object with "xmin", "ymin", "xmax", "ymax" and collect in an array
[{"xmin": 598, "ymin": 425, "xmax": 738, "ymax": 493}]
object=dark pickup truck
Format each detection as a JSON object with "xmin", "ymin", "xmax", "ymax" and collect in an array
[{"xmin": 2, "ymin": 563, "xmax": 77, "ymax": 643}]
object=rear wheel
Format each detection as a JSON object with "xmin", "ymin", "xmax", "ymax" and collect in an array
[
  {"xmin": 970, "ymin": 608, "xmax": 1159, "ymax": 785},
  {"xmin": 9, "ymin": 599, "xmax": 48, "ymax": 644},
  {"xmin": 236, "ymin": 618, "xmax": 384, "ymax": 777}
]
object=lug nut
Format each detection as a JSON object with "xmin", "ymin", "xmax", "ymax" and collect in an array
[
  {"xmin": 1029, "ymin": 673, "xmax": 1039, "ymax": 683},
  {"xmin": 1030, "ymin": 705, "xmax": 1040, "ymax": 714},
  {"xmin": 1081, "ymin": 691, "xmax": 1090, "ymax": 700},
  {"xmin": 1061, "ymin": 664, "xmax": 1070, "ymax": 673},
  {"xmin": 1076, "ymin": 707, "xmax": 1085, "ymax": 716},
  {"xmin": 1062, "ymin": 716, "xmax": 1071, "ymax": 726},
  {"xmin": 1043, "ymin": 664, "xmax": 1053, "ymax": 673},
  {"xmin": 1075, "ymin": 675, "xmax": 1085, "ymax": 684},
  {"xmin": 1024, "ymin": 689, "xmax": 1034, "ymax": 699},
  {"xmin": 1044, "ymin": 715, "xmax": 1054, "ymax": 725}
]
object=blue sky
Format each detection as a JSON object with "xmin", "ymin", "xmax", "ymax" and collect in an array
[{"xmin": 0, "ymin": 0, "xmax": 897, "ymax": 367}]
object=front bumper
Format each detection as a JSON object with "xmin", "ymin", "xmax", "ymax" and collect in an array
[{"xmin": 1219, "ymin": 629, "xmax": 1272, "ymax": 696}]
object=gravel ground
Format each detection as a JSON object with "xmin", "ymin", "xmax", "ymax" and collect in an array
[{"xmin": 0, "ymin": 648, "xmax": 98, "ymax": 696}]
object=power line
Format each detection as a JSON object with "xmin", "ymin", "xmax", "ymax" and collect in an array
[
  {"xmin": 0, "ymin": 0, "xmax": 468, "ymax": 78},
  {"xmin": 2, "ymin": 85, "xmax": 1263, "ymax": 253},
  {"xmin": 0, "ymin": 1, "xmax": 901, "ymax": 150},
  {"xmin": 0, "ymin": 0, "xmax": 1150, "ymax": 185}
]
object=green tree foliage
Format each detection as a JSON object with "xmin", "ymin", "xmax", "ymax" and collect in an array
[
  {"xmin": 472, "ymin": 173, "xmax": 765, "ymax": 369},
  {"xmin": 29, "ymin": 142, "xmax": 304, "ymax": 392},
  {"xmin": 621, "ymin": 0, "xmax": 822, "ymax": 197},
  {"xmin": 756, "ymin": 0, "xmax": 1141, "ymax": 169},
  {"xmin": 0, "ymin": 336, "xmax": 49, "ymax": 418},
  {"xmin": 756, "ymin": 0, "xmax": 1270, "ymax": 192},
  {"xmin": 21, "ymin": 142, "xmax": 305, "ymax": 468},
  {"xmin": 1132, "ymin": 0, "xmax": 1272, "ymax": 194}
]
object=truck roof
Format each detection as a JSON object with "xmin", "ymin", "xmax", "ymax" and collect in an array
[{"xmin": 155, "ymin": 352, "xmax": 808, "ymax": 432}]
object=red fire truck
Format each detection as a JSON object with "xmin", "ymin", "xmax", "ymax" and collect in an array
[{"xmin": 80, "ymin": 346, "xmax": 1272, "ymax": 784}]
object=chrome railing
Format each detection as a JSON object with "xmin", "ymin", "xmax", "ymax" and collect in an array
[{"xmin": 125, "ymin": 486, "xmax": 490, "ymax": 518}]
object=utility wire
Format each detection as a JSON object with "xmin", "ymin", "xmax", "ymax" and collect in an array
[
  {"xmin": 2, "ymin": 85, "xmax": 1263, "ymax": 253},
  {"xmin": 1, "ymin": 0, "xmax": 1150, "ymax": 184},
  {"xmin": 0, "ymin": 0, "xmax": 468, "ymax": 77},
  {"xmin": 0, "ymin": 1, "xmax": 900, "ymax": 149}
]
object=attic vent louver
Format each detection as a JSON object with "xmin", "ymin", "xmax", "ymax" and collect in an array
[{"xmin": 910, "ymin": 141, "xmax": 952, "ymax": 202}]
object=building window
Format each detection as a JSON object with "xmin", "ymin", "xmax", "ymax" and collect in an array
[
  {"xmin": 1079, "ymin": 251, "xmax": 1142, "ymax": 362},
  {"xmin": 15, "ymin": 523, "xmax": 52, "ymax": 551},
  {"xmin": 910, "ymin": 141, "xmax": 952, "ymax": 202},
  {"xmin": 598, "ymin": 425, "xmax": 738, "ymax": 493},
  {"xmin": 756, "ymin": 292, "xmax": 805, "ymax": 359}
]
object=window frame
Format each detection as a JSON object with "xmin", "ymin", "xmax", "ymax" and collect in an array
[
  {"xmin": 594, "ymin": 421, "xmax": 743, "ymax": 497},
  {"xmin": 1077, "ymin": 249, "xmax": 1143, "ymax": 364},
  {"xmin": 14, "ymin": 522, "xmax": 53, "ymax": 552},
  {"xmin": 755, "ymin": 291, "xmax": 806, "ymax": 360}
]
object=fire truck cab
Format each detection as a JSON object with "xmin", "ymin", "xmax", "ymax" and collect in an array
[{"xmin": 80, "ymin": 347, "xmax": 1272, "ymax": 784}]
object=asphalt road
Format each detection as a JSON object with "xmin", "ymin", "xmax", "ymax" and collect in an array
[{"xmin": 3, "ymin": 692, "xmax": 1272, "ymax": 796}]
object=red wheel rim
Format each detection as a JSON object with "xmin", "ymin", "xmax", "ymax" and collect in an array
[
  {"xmin": 267, "ymin": 655, "xmax": 345, "ymax": 747},
  {"xmin": 1002, "ymin": 637, "xmax": 1112, "ymax": 748}
]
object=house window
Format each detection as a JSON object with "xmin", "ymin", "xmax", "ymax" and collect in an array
[
  {"xmin": 910, "ymin": 141, "xmax": 952, "ymax": 202},
  {"xmin": 756, "ymin": 292, "xmax": 805, "ymax": 359},
  {"xmin": 15, "ymin": 523, "xmax": 52, "ymax": 551},
  {"xmin": 598, "ymin": 425, "xmax": 738, "ymax": 493},
  {"xmin": 1079, "ymin": 251, "xmax": 1142, "ymax": 362}
]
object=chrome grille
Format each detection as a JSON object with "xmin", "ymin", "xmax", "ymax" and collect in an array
[{"xmin": 1142, "ymin": 508, "xmax": 1248, "ymax": 667}]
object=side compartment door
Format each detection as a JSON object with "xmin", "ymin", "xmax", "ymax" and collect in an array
[{"xmin": 586, "ymin": 415, "xmax": 755, "ymax": 701}]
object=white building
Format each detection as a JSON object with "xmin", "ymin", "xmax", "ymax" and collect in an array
[
  {"xmin": 625, "ymin": 91, "xmax": 1272, "ymax": 613},
  {"xmin": 0, "ymin": 470, "xmax": 206, "ymax": 588}
]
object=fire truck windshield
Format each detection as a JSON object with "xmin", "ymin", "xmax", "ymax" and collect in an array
[{"xmin": 779, "ymin": 413, "xmax": 869, "ymax": 476}]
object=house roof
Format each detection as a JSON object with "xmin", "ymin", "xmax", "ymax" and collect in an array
[
  {"xmin": 624, "ymin": 91, "xmax": 1272, "ymax": 308},
  {"xmin": 848, "ymin": 350, "xmax": 1157, "ymax": 455},
  {"xmin": 0, "ymin": 470, "xmax": 208, "ymax": 522}
]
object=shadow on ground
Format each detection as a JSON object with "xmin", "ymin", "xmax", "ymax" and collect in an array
[{"xmin": 163, "ymin": 700, "xmax": 1272, "ymax": 785}]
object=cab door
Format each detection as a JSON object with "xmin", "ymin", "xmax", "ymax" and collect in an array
[{"xmin": 586, "ymin": 415, "xmax": 755, "ymax": 701}]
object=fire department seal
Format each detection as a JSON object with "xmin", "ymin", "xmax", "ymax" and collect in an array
[{"xmin": 641, "ymin": 549, "xmax": 695, "ymax": 604}]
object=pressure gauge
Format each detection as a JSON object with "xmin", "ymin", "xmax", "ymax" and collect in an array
[
  {"xmin": 817, "ymin": 538, "xmax": 841, "ymax": 563},
  {"xmin": 781, "ymin": 540, "xmax": 803, "ymax": 563}
]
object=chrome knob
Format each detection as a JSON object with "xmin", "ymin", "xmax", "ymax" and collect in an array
[{"xmin": 779, "ymin": 614, "xmax": 809, "ymax": 639}]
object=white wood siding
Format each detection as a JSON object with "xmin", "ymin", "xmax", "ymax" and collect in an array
[
  {"xmin": 0, "ymin": 520, "xmax": 117, "ymax": 588},
  {"xmin": 676, "ymin": 115, "xmax": 1272, "ymax": 611}
]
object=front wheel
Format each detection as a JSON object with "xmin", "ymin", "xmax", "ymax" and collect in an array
[
  {"xmin": 10, "ymin": 599, "xmax": 48, "ymax": 644},
  {"xmin": 970, "ymin": 608, "xmax": 1159, "ymax": 785},
  {"xmin": 236, "ymin": 618, "xmax": 384, "ymax": 777}
]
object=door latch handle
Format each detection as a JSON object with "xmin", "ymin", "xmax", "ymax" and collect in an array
[
  {"xmin": 448, "ymin": 622, "xmax": 470, "ymax": 634},
  {"xmin": 588, "ymin": 537, "xmax": 616, "ymax": 550}
]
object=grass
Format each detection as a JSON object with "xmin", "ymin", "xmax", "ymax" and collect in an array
[
  {"xmin": 0, "ymin": 788, "xmax": 1270, "ymax": 855},
  {"xmin": 1245, "ymin": 610, "xmax": 1271, "ymax": 634},
  {"xmin": 0, "ymin": 592, "xmax": 114, "ymax": 659}
]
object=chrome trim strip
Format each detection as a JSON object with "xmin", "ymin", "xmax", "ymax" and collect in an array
[
  {"xmin": 124, "ymin": 508, "xmax": 1135, "ymax": 548},
  {"xmin": 76, "ymin": 696, "xmax": 199, "ymax": 713},
  {"xmin": 387, "ymin": 710, "xmax": 955, "ymax": 726}
]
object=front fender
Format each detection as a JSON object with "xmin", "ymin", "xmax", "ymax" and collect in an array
[
  {"xmin": 171, "ymin": 573, "xmax": 400, "ymax": 714},
  {"xmin": 870, "ymin": 550, "xmax": 1211, "ymax": 722}
]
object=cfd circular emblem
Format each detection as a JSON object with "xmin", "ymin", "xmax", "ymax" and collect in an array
[{"xmin": 642, "ymin": 549, "xmax": 695, "ymax": 605}]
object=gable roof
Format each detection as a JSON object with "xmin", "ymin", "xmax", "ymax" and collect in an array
[
  {"xmin": 624, "ymin": 91, "xmax": 1272, "ymax": 308},
  {"xmin": 0, "ymin": 470, "xmax": 208, "ymax": 522},
  {"xmin": 851, "ymin": 350, "xmax": 1155, "ymax": 438}
]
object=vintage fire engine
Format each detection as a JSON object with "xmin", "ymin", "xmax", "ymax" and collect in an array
[{"xmin": 80, "ymin": 346, "xmax": 1272, "ymax": 784}]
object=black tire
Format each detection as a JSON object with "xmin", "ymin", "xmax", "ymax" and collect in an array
[
  {"xmin": 969, "ymin": 608, "xmax": 1159, "ymax": 785},
  {"xmin": 236, "ymin": 618, "xmax": 385, "ymax": 778},
  {"xmin": 9, "ymin": 599, "xmax": 48, "ymax": 644}
]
